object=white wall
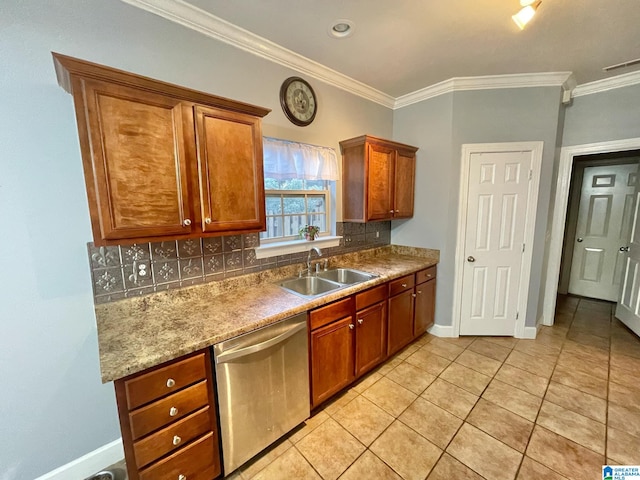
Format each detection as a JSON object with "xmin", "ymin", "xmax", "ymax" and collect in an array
[
  {"xmin": 392, "ymin": 88, "xmax": 563, "ymax": 328},
  {"xmin": 0, "ymin": 1, "xmax": 392, "ymax": 478}
]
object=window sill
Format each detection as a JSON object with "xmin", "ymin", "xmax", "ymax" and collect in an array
[{"xmin": 255, "ymin": 236, "xmax": 342, "ymax": 259}]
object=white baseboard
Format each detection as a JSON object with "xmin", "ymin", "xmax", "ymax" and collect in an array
[
  {"xmin": 35, "ymin": 439, "xmax": 123, "ymax": 480},
  {"xmin": 428, "ymin": 323, "xmax": 456, "ymax": 337},
  {"xmin": 520, "ymin": 325, "xmax": 539, "ymax": 339}
]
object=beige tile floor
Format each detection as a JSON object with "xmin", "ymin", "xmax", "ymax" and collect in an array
[{"xmin": 226, "ymin": 296, "xmax": 640, "ymax": 480}]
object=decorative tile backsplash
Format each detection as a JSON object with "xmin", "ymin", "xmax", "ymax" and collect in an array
[{"xmin": 88, "ymin": 222, "xmax": 391, "ymax": 304}]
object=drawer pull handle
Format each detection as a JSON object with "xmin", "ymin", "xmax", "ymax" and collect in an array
[
  {"xmin": 401, "ymin": 283, "xmax": 407, "ymax": 288},
  {"xmin": 427, "ymin": 274, "xmax": 432, "ymax": 278},
  {"xmin": 417, "ymin": 290, "xmax": 422, "ymax": 294},
  {"xmin": 166, "ymin": 378, "xmax": 176, "ymax": 388},
  {"xmin": 357, "ymin": 318, "xmax": 363, "ymax": 324},
  {"xmin": 172, "ymin": 435, "xmax": 181, "ymax": 446},
  {"xmin": 169, "ymin": 407, "xmax": 178, "ymax": 417},
  {"xmin": 178, "ymin": 475, "xmax": 186, "ymax": 480}
]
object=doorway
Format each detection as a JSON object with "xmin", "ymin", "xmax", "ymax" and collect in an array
[
  {"xmin": 543, "ymin": 137, "xmax": 640, "ymax": 326},
  {"xmin": 558, "ymin": 156, "xmax": 639, "ymax": 302},
  {"xmin": 453, "ymin": 142, "xmax": 542, "ymax": 338}
]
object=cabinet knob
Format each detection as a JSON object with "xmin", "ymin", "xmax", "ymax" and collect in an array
[
  {"xmin": 426, "ymin": 274, "xmax": 432, "ymax": 278},
  {"xmin": 172, "ymin": 435, "xmax": 182, "ymax": 446},
  {"xmin": 412, "ymin": 293, "xmax": 417, "ymax": 298},
  {"xmin": 349, "ymin": 324, "xmax": 354, "ymax": 330},
  {"xmin": 401, "ymin": 283, "xmax": 407, "ymax": 288},
  {"xmin": 390, "ymin": 210, "xmax": 395, "ymax": 214},
  {"xmin": 178, "ymin": 475, "xmax": 186, "ymax": 480},
  {"xmin": 169, "ymin": 406, "xmax": 178, "ymax": 417},
  {"xmin": 417, "ymin": 290, "xmax": 422, "ymax": 294},
  {"xmin": 166, "ymin": 378, "xmax": 175, "ymax": 388},
  {"xmin": 357, "ymin": 318, "xmax": 363, "ymax": 324},
  {"xmin": 183, "ymin": 219, "xmax": 192, "ymax": 227},
  {"xmin": 205, "ymin": 218, "xmax": 212, "ymax": 225}
]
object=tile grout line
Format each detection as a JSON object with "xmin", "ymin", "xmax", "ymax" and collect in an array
[{"xmin": 516, "ymin": 298, "xmax": 575, "ymax": 480}]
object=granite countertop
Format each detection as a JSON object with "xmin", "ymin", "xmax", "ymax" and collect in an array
[{"xmin": 95, "ymin": 245, "xmax": 439, "ymax": 383}]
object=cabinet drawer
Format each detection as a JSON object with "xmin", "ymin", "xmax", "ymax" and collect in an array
[
  {"xmin": 125, "ymin": 353, "xmax": 207, "ymax": 410},
  {"xmin": 134, "ymin": 406, "xmax": 212, "ymax": 469},
  {"xmin": 389, "ymin": 274, "xmax": 415, "ymax": 297},
  {"xmin": 356, "ymin": 284, "xmax": 387, "ymax": 311},
  {"xmin": 416, "ymin": 266, "xmax": 437, "ymax": 284},
  {"xmin": 310, "ymin": 297, "xmax": 354, "ymax": 330},
  {"xmin": 139, "ymin": 431, "xmax": 218, "ymax": 480},
  {"xmin": 130, "ymin": 381, "xmax": 209, "ymax": 440}
]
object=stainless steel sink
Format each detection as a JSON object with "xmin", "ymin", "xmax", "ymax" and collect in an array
[
  {"xmin": 317, "ymin": 268, "xmax": 377, "ymax": 285},
  {"xmin": 278, "ymin": 268, "xmax": 378, "ymax": 298},
  {"xmin": 279, "ymin": 276, "xmax": 343, "ymax": 298}
]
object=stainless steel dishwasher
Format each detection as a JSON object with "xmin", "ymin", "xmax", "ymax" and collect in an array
[{"xmin": 213, "ymin": 313, "xmax": 310, "ymax": 474}]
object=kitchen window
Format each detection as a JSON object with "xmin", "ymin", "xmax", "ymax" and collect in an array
[
  {"xmin": 262, "ymin": 179, "xmax": 331, "ymax": 242},
  {"xmin": 256, "ymin": 138, "xmax": 341, "ymax": 256}
]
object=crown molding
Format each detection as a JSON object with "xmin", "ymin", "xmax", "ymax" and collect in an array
[
  {"xmin": 122, "ymin": 0, "xmax": 636, "ymax": 109},
  {"xmin": 395, "ymin": 72, "xmax": 575, "ymax": 109},
  {"xmin": 120, "ymin": 0, "xmax": 396, "ymax": 108},
  {"xmin": 572, "ymin": 70, "xmax": 640, "ymax": 98}
]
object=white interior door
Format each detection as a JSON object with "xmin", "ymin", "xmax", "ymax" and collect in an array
[
  {"xmin": 459, "ymin": 150, "xmax": 533, "ymax": 336},
  {"xmin": 616, "ymin": 163, "xmax": 640, "ymax": 336},
  {"xmin": 569, "ymin": 164, "xmax": 637, "ymax": 301}
]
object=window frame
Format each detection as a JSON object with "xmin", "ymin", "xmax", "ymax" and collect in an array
[{"xmin": 261, "ymin": 186, "xmax": 332, "ymax": 244}]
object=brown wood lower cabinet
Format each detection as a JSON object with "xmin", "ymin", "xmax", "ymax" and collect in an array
[
  {"xmin": 310, "ymin": 286, "xmax": 389, "ymax": 408},
  {"xmin": 388, "ymin": 275, "xmax": 416, "ymax": 356},
  {"xmin": 389, "ymin": 267, "xmax": 437, "ymax": 354},
  {"xmin": 114, "ymin": 350, "xmax": 221, "ymax": 480},
  {"xmin": 414, "ymin": 267, "xmax": 436, "ymax": 336},
  {"xmin": 355, "ymin": 285, "xmax": 387, "ymax": 377},
  {"xmin": 310, "ymin": 315, "xmax": 355, "ymax": 407}
]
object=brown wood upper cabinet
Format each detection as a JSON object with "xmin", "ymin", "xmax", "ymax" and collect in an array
[
  {"xmin": 340, "ymin": 135, "xmax": 418, "ymax": 222},
  {"xmin": 53, "ymin": 53, "xmax": 269, "ymax": 246}
]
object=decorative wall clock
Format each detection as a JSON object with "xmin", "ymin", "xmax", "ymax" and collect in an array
[{"xmin": 280, "ymin": 76, "xmax": 317, "ymax": 126}]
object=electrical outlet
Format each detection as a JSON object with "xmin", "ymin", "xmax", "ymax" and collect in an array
[{"xmin": 138, "ymin": 263, "xmax": 148, "ymax": 277}]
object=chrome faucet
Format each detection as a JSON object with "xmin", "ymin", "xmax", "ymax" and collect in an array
[{"xmin": 307, "ymin": 246, "xmax": 323, "ymax": 275}]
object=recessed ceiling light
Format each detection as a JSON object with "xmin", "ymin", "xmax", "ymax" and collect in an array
[{"xmin": 328, "ymin": 20, "xmax": 354, "ymax": 39}]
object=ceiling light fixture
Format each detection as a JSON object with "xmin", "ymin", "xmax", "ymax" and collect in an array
[
  {"xmin": 328, "ymin": 19, "xmax": 354, "ymax": 39},
  {"xmin": 512, "ymin": 0, "xmax": 542, "ymax": 30}
]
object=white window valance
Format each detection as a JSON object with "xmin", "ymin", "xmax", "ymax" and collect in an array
[{"xmin": 263, "ymin": 137, "xmax": 339, "ymax": 181}]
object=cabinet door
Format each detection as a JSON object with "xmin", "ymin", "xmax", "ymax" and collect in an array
[
  {"xmin": 414, "ymin": 280, "xmax": 435, "ymax": 337},
  {"xmin": 367, "ymin": 143, "xmax": 394, "ymax": 221},
  {"xmin": 194, "ymin": 106, "xmax": 266, "ymax": 233},
  {"xmin": 355, "ymin": 301, "xmax": 387, "ymax": 377},
  {"xmin": 80, "ymin": 79, "xmax": 193, "ymax": 241},
  {"xmin": 393, "ymin": 151, "xmax": 416, "ymax": 218},
  {"xmin": 310, "ymin": 316, "xmax": 355, "ymax": 407},
  {"xmin": 388, "ymin": 290, "xmax": 415, "ymax": 355}
]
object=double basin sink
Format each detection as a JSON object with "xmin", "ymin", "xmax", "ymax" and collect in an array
[{"xmin": 279, "ymin": 268, "xmax": 378, "ymax": 298}]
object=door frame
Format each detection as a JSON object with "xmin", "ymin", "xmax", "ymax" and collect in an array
[
  {"xmin": 542, "ymin": 137, "xmax": 640, "ymax": 326},
  {"xmin": 452, "ymin": 141, "xmax": 543, "ymax": 338}
]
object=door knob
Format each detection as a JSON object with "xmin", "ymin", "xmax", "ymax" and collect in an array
[
  {"xmin": 467, "ymin": 256, "xmax": 475, "ymax": 263},
  {"xmin": 620, "ymin": 246, "xmax": 630, "ymax": 252},
  {"xmin": 577, "ymin": 237, "xmax": 583, "ymax": 242}
]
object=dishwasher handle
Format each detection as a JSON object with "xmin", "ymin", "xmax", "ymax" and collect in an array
[{"xmin": 216, "ymin": 321, "xmax": 306, "ymax": 364}]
